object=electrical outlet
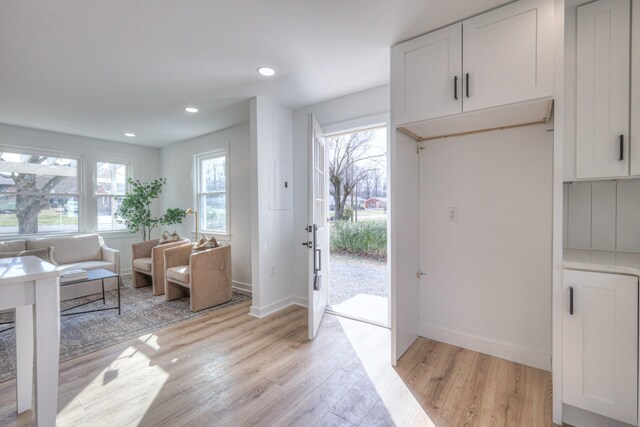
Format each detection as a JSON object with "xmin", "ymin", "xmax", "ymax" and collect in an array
[
  {"xmin": 447, "ymin": 207, "xmax": 458, "ymax": 222},
  {"xmin": 270, "ymin": 266, "xmax": 276, "ymax": 277}
]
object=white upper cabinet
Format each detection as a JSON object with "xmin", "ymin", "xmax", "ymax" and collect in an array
[
  {"xmin": 575, "ymin": 0, "xmax": 630, "ymax": 179},
  {"xmin": 392, "ymin": 0, "xmax": 554, "ymax": 128},
  {"xmin": 392, "ymin": 23, "xmax": 462, "ymax": 125},
  {"xmin": 462, "ymin": 0, "xmax": 554, "ymax": 112}
]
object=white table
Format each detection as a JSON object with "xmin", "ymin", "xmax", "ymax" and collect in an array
[{"xmin": 0, "ymin": 256, "xmax": 61, "ymax": 426}]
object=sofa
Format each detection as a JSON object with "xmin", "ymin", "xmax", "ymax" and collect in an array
[
  {"xmin": 0, "ymin": 234, "xmax": 120, "ymax": 300},
  {"xmin": 131, "ymin": 238, "xmax": 191, "ymax": 296}
]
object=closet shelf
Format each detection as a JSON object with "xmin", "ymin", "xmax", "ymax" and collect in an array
[{"xmin": 397, "ymin": 97, "xmax": 553, "ymax": 142}]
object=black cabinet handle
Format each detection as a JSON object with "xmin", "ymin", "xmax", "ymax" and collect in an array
[
  {"xmin": 454, "ymin": 76, "xmax": 458, "ymax": 100},
  {"xmin": 465, "ymin": 73, "xmax": 470, "ymax": 98},
  {"xmin": 619, "ymin": 135, "xmax": 624, "ymax": 161},
  {"xmin": 569, "ymin": 286, "xmax": 574, "ymax": 315}
]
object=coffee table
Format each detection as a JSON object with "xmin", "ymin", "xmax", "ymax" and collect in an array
[{"xmin": 60, "ymin": 268, "xmax": 121, "ymax": 316}]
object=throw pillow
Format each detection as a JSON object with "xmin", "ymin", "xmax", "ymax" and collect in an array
[
  {"xmin": 0, "ymin": 247, "xmax": 56, "ymax": 264},
  {"xmin": 192, "ymin": 234, "xmax": 219, "ymax": 251},
  {"xmin": 157, "ymin": 231, "xmax": 180, "ymax": 245}
]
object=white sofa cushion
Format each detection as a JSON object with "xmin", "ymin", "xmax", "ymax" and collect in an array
[
  {"xmin": 58, "ymin": 260, "xmax": 115, "ymax": 272},
  {"xmin": 0, "ymin": 239, "xmax": 26, "ymax": 252},
  {"xmin": 27, "ymin": 234, "xmax": 102, "ymax": 265}
]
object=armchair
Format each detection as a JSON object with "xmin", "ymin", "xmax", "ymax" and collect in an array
[
  {"xmin": 164, "ymin": 243, "xmax": 232, "ymax": 312},
  {"xmin": 131, "ymin": 238, "xmax": 191, "ymax": 295}
]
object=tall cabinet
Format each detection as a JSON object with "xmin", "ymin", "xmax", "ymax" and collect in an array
[{"xmin": 575, "ymin": 0, "xmax": 631, "ymax": 179}]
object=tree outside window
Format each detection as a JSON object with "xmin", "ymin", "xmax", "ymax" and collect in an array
[
  {"xmin": 96, "ymin": 161, "xmax": 128, "ymax": 231},
  {"xmin": 0, "ymin": 151, "xmax": 79, "ymax": 235}
]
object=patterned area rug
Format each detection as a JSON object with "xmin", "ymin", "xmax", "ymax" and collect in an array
[{"xmin": 0, "ymin": 276, "xmax": 250, "ymax": 382}]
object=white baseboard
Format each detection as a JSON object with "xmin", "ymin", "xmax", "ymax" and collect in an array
[
  {"xmin": 419, "ymin": 322, "xmax": 551, "ymax": 371},
  {"xmin": 232, "ymin": 281, "xmax": 252, "ymax": 294},
  {"xmin": 249, "ymin": 296, "xmax": 307, "ymax": 318},
  {"xmin": 563, "ymin": 404, "xmax": 634, "ymax": 427}
]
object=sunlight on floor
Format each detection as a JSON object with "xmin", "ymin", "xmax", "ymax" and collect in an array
[
  {"xmin": 330, "ymin": 293, "xmax": 388, "ymax": 325},
  {"xmin": 57, "ymin": 340, "xmax": 168, "ymax": 425},
  {"xmin": 336, "ymin": 316, "xmax": 437, "ymax": 426}
]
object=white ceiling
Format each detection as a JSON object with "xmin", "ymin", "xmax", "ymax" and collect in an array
[{"xmin": 0, "ymin": 0, "xmax": 512, "ymax": 147}]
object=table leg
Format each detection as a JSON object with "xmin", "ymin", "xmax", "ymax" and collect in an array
[
  {"xmin": 101, "ymin": 278, "xmax": 105, "ymax": 305},
  {"xmin": 34, "ymin": 277, "xmax": 60, "ymax": 427},
  {"xmin": 15, "ymin": 304, "xmax": 33, "ymax": 414},
  {"xmin": 117, "ymin": 276, "xmax": 121, "ymax": 315}
]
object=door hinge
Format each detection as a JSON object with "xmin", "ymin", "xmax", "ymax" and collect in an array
[
  {"xmin": 417, "ymin": 271, "xmax": 426, "ymax": 278},
  {"xmin": 305, "ymin": 225, "xmax": 312, "ymax": 232}
]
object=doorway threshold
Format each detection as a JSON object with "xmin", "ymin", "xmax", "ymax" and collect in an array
[{"xmin": 325, "ymin": 307, "xmax": 389, "ymax": 329}]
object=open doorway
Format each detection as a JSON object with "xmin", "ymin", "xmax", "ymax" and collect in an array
[{"xmin": 326, "ymin": 125, "xmax": 389, "ymax": 326}]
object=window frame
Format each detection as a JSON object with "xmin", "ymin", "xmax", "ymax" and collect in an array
[
  {"xmin": 0, "ymin": 145, "xmax": 84, "ymax": 237},
  {"xmin": 94, "ymin": 158, "xmax": 131, "ymax": 232},
  {"xmin": 194, "ymin": 147, "xmax": 229, "ymax": 236}
]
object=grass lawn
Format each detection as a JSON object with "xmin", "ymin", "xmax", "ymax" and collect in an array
[
  {"xmin": 0, "ymin": 209, "xmax": 77, "ymax": 227},
  {"xmin": 330, "ymin": 209, "xmax": 387, "ymax": 221}
]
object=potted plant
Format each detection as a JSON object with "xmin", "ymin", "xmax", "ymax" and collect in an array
[{"xmin": 115, "ymin": 178, "xmax": 186, "ymax": 240}]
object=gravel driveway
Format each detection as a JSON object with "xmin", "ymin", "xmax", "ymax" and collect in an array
[{"xmin": 329, "ymin": 253, "xmax": 388, "ymax": 305}]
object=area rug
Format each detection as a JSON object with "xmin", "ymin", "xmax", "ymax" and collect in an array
[{"xmin": 0, "ymin": 276, "xmax": 250, "ymax": 382}]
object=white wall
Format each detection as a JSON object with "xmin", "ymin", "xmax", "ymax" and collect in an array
[
  {"xmin": 291, "ymin": 84, "xmax": 390, "ymax": 302},
  {"xmin": 160, "ymin": 122, "xmax": 252, "ymax": 289},
  {"xmin": 0, "ymin": 122, "xmax": 162, "ymax": 274},
  {"xmin": 418, "ymin": 124, "xmax": 554, "ymax": 370},
  {"xmin": 249, "ymin": 97, "xmax": 295, "ymax": 316}
]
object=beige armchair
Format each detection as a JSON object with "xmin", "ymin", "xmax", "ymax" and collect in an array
[
  {"xmin": 131, "ymin": 238, "xmax": 191, "ymax": 295},
  {"xmin": 164, "ymin": 243, "xmax": 232, "ymax": 312}
]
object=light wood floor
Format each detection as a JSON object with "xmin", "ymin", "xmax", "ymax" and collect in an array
[{"xmin": 0, "ymin": 301, "xmax": 552, "ymax": 426}]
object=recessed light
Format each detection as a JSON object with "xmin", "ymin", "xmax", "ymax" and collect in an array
[
  {"xmin": 185, "ymin": 107, "xmax": 199, "ymax": 113},
  {"xmin": 124, "ymin": 132, "xmax": 136, "ymax": 137},
  {"xmin": 257, "ymin": 66, "xmax": 276, "ymax": 77}
]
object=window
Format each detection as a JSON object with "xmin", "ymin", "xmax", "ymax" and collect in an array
[
  {"xmin": 96, "ymin": 161, "xmax": 127, "ymax": 231},
  {"xmin": 0, "ymin": 150, "xmax": 79, "ymax": 235},
  {"xmin": 195, "ymin": 150, "xmax": 228, "ymax": 234}
]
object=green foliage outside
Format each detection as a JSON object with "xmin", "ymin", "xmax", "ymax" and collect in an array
[
  {"xmin": 115, "ymin": 178, "xmax": 186, "ymax": 241},
  {"xmin": 330, "ymin": 219, "xmax": 387, "ymax": 260},
  {"xmin": 342, "ymin": 206, "xmax": 354, "ymax": 221}
]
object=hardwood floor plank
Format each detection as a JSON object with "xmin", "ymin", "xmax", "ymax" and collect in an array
[{"xmin": 0, "ymin": 303, "xmax": 552, "ymax": 427}]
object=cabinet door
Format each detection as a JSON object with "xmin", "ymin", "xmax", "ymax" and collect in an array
[
  {"xmin": 391, "ymin": 23, "xmax": 462, "ymax": 126},
  {"xmin": 563, "ymin": 270, "xmax": 638, "ymax": 425},
  {"xmin": 462, "ymin": 0, "xmax": 554, "ymax": 112},
  {"xmin": 576, "ymin": 0, "xmax": 630, "ymax": 179}
]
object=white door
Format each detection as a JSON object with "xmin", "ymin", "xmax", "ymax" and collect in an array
[
  {"xmin": 562, "ymin": 269, "xmax": 638, "ymax": 425},
  {"xmin": 576, "ymin": 0, "xmax": 630, "ymax": 179},
  {"xmin": 462, "ymin": 0, "xmax": 554, "ymax": 112},
  {"xmin": 307, "ymin": 113, "xmax": 329, "ymax": 340},
  {"xmin": 391, "ymin": 22, "xmax": 462, "ymax": 126}
]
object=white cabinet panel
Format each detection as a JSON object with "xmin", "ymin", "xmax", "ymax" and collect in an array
[
  {"xmin": 567, "ymin": 182, "xmax": 592, "ymax": 249},
  {"xmin": 563, "ymin": 269, "xmax": 638, "ymax": 425},
  {"xmin": 590, "ymin": 180, "xmax": 616, "ymax": 250},
  {"xmin": 632, "ymin": 0, "xmax": 640, "ymax": 176},
  {"xmin": 462, "ymin": 0, "xmax": 554, "ymax": 112},
  {"xmin": 617, "ymin": 180, "xmax": 640, "ymax": 252},
  {"xmin": 392, "ymin": 23, "xmax": 462, "ymax": 126},
  {"xmin": 576, "ymin": 0, "xmax": 630, "ymax": 179}
]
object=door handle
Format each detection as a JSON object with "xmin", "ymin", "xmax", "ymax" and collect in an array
[
  {"xmin": 619, "ymin": 135, "xmax": 624, "ymax": 161},
  {"xmin": 569, "ymin": 286, "xmax": 574, "ymax": 315},
  {"xmin": 454, "ymin": 76, "xmax": 458, "ymax": 100},
  {"xmin": 465, "ymin": 73, "xmax": 470, "ymax": 98},
  {"xmin": 315, "ymin": 248, "xmax": 322, "ymax": 272}
]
